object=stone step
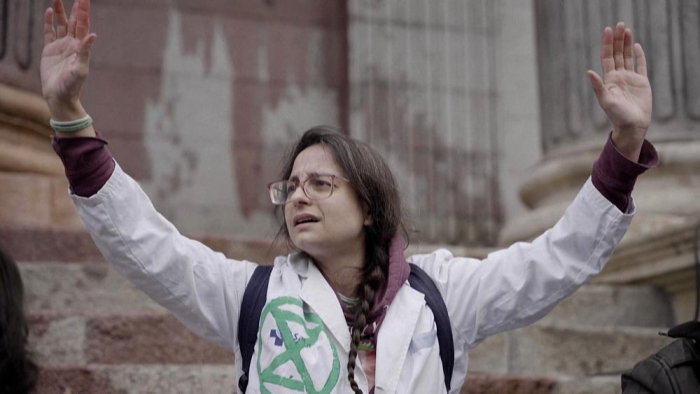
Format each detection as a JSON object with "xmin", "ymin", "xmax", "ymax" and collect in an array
[
  {"xmin": 20, "ymin": 262, "xmax": 163, "ymax": 314},
  {"xmin": 2, "ymin": 226, "xmax": 283, "ymax": 264},
  {"xmin": 37, "ymin": 365, "xmax": 236, "ymax": 394},
  {"xmin": 468, "ymin": 323, "xmax": 672, "ymax": 377},
  {"xmin": 20, "ymin": 260, "xmax": 674, "ymax": 330},
  {"xmin": 37, "ymin": 367, "xmax": 619, "ymax": 394},
  {"xmin": 462, "ymin": 374, "xmax": 622, "ymax": 394},
  {"xmin": 540, "ymin": 284, "xmax": 674, "ymax": 328},
  {"xmin": 28, "ymin": 312, "xmax": 234, "ymax": 367},
  {"xmin": 30, "ymin": 311, "xmax": 669, "ymax": 380},
  {"xmin": 553, "ymin": 376, "xmax": 622, "ymax": 394}
]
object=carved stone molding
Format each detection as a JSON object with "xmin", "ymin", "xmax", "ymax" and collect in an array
[
  {"xmin": 596, "ymin": 219, "xmax": 699, "ymax": 322},
  {"xmin": 499, "ymin": 137, "xmax": 700, "ymax": 321},
  {"xmin": 0, "ymin": 82, "xmax": 62, "ymax": 175},
  {"xmin": 500, "ymin": 138, "xmax": 700, "ymax": 245},
  {"xmin": 0, "ymin": 82, "xmax": 81, "ymax": 229}
]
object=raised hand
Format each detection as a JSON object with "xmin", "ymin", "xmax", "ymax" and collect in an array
[
  {"xmin": 41, "ymin": 0, "xmax": 97, "ymax": 123},
  {"xmin": 587, "ymin": 22, "xmax": 652, "ymax": 162}
]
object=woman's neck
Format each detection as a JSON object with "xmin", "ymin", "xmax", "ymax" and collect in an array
[{"xmin": 313, "ymin": 251, "xmax": 364, "ymax": 297}]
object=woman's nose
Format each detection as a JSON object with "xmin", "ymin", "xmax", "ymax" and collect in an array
[{"xmin": 287, "ymin": 186, "xmax": 309, "ymax": 205}]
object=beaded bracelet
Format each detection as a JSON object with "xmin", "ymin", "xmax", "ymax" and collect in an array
[{"xmin": 49, "ymin": 115, "xmax": 93, "ymax": 133}]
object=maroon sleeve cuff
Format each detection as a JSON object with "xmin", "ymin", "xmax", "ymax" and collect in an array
[
  {"xmin": 51, "ymin": 131, "xmax": 115, "ymax": 197},
  {"xmin": 591, "ymin": 132, "xmax": 659, "ymax": 212}
]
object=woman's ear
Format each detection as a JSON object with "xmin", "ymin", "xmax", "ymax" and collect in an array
[{"xmin": 363, "ymin": 203, "xmax": 373, "ymax": 226}]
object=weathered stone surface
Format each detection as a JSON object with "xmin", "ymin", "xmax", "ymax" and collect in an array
[
  {"xmin": 37, "ymin": 365, "xmax": 236, "ymax": 394},
  {"xmin": 0, "ymin": 172, "xmax": 83, "ymax": 230},
  {"xmin": 509, "ymin": 324, "xmax": 673, "ymax": 376},
  {"xmin": 92, "ymin": 365, "xmax": 237, "ymax": 394},
  {"xmin": 175, "ymin": 0, "xmax": 337, "ymax": 26},
  {"xmin": 20, "ymin": 262, "xmax": 164, "ymax": 314},
  {"xmin": 0, "ymin": 172, "xmax": 52, "ymax": 228},
  {"xmin": 468, "ymin": 332, "xmax": 509, "ymax": 374},
  {"xmin": 553, "ymin": 376, "xmax": 622, "ymax": 394},
  {"xmin": 86, "ymin": 314, "xmax": 234, "ymax": 364},
  {"xmin": 28, "ymin": 313, "xmax": 234, "ymax": 366},
  {"xmin": 0, "ymin": 227, "xmax": 104, "ymax": 263},
  {"xmin": 29, "ymin": 314, "xmax": 87, "ymax": 366},
  {"xmin": 3, "ymin": 226, "xmax": 280, "ymax": 264},
  {"xmin": 462, "ymin": 374, "xmax": 557, "ymax": 394},
  {"xmin": 37, "ymin": 366, "xmax": 123, "ymax": 394},
  {"xmin": 0, "ymin": 140, "xmax": 62, "ymax": 175},
  {"xmin": 540, "ymin": 284, "xmax": 674, "ymax": 328},
  {"xmin": 501, "ymin": 139, "xmax": 700, "ymax": 245}
]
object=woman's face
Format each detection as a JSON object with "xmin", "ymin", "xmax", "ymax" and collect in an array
[{"xmin": 284, "ymin": 144, "xmax": 370, "ymax": 259}]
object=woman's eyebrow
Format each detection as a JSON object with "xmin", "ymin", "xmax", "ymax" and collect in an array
[{"xmin": 289, "ymin": 172, "xmax": 324, "ymax": 181}]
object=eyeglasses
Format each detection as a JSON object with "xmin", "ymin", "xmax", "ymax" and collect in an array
[{"xmin": 267, "ymin": 174, "xmax": 349, "ymax": 205}]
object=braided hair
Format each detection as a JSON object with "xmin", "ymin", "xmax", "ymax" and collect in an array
[{"xmin": 276, "ymin": 126, "xmax": 405, "ymax": 392}]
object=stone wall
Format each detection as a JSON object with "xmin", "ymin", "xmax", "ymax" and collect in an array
[
  {"xmin": 1, "ymin": 0, "xmax": 545, "ymax": 247},
  {"xmin": 0, "ymin": 0, "xmax": 347, "ymax": 238},
  {"xmin": 347, "ymin": 0, "xmax": 541, "ymax": 246}
]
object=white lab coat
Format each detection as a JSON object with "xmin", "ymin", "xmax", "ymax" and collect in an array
[{"xmin": 71, "ymin": 163, "xmax": 633, "ymax": 393}]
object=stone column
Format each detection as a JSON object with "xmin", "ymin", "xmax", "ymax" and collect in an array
[
  {"xmin": 0, "ymin": 0, "xmax": 82, "ymax": 230},
  {"xmin": 501, "ymin": 0, "xmax": 700, "ymax": 322}
]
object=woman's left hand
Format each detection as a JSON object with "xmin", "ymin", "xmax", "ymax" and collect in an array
[{"xmin": 587, "ymin": 22, "xmax": 652, "ymax": 162}]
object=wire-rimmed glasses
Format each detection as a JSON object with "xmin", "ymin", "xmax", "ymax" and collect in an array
[{"xmin": 267, "ymin": 174, "xmax": 349, "ymax": 205}]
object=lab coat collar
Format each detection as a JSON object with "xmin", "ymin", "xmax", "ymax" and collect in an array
[
  {"xmin": 374, "ymin": 284, "xmax": 423, "ymax": 393},
  {"xmin": 299, "ymin": 260, "xmax": 352, "ymax": 353}
]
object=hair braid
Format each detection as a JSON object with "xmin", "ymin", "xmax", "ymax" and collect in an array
[{"xmin": 346, "ymin": 244, "xmax": 387, "ymax": 393}]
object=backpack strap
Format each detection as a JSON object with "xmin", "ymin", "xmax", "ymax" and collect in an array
[
  {"xmin": 408, "ymin": 263, "xmax": 454, "ymax": 391},
  {"xmin": 237, "ymin": 265, "xmax": 273, "ymax": 393}
]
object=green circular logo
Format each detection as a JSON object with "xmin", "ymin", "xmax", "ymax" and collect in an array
[{"xmin": 256, "ymin": 297, "xmax": 340, "ymax": 394}]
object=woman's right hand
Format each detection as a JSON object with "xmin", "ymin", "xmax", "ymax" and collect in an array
[{"xmin": 41, "ymin": 0, "xmax": 96, "ymax": 123}]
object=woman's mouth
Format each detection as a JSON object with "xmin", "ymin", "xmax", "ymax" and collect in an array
[{"xmin": 293, "ymin": 214, "xmax": 320, "ymax": 227}]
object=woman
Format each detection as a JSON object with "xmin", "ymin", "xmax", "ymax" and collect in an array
[
  {"xmin": 41, "ymin": 0, "xmax": 657, "ymax": 392},
  {"xmin": 0, "ymin": 245, "xmax": 39, "ymax": 394}
]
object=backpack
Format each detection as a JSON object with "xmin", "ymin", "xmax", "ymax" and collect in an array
[
  {"xmin": 237, "ymin": 263, "xmax": 454, "ymax": 393},
  {"xmin": 621, "ymin": 321, "xmax": 700, "ymax": 393}
]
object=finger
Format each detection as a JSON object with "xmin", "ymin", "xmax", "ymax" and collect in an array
[
  {"xmin": 600, "ymin": 27, "xmax": 615, "ymax": 75},
  {"xmin": 53, "ymin": 0, "xmax": 69, "ymax": 38},
  {"xmin": 75, "ymin": 0, "xmax": 90, "ymax": 39},
  {"xmin": 587, "ymin": 70, "xmax": 609, "ymax": 105},
  {"xmin": 634, "ymin": 43, "xmax": 648, "ymax": 78},
  {"xmin": 613, "ymin": 22, "xmax": 625, "ymax": 70},
  {"xmin": 44, "ymin": 8, "xmax": 56, "ymax": 45},
  {"xmin": 68, "ymin": 0, "xmax": 78, "ymax": 38},
  {"xmin": 623, "ymin": 28, "xmax": 634, "ymax": 70},
  {"xmin": 77, "ymin": 33, "xmax": 97, "ymax": 65}
]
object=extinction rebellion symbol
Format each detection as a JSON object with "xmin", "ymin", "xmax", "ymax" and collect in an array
[{"xmin": 256, "ymin": 297, "xmax": 340, "ymax": 394}]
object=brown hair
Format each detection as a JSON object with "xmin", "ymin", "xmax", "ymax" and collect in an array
[
  {"xmin": 0, "ymin": 244, "xmax": 38, "ymax": 394},
  {"xmin": 275, "ymin": 126, "xmax": 405, "ymax": 393}
]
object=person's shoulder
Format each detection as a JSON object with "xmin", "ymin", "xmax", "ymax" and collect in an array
[{"xmin": 407, "ymin": 248, "xmax": 456, "ymax": 264}]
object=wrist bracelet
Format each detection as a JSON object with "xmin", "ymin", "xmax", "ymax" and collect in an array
[{"xmin": 49, "ymin": 115, "xmax": 93, "ymax": 133}]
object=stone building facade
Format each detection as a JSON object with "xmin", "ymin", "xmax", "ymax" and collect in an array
[
  {"xmin": 0, "ymin": 0, "xmax": 543, "ymax": 249},
  {"xmin": 1, "ymin": 0, "xmax": 698, "ymax": 392}
]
